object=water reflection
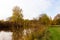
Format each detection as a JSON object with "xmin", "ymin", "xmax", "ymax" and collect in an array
[{"xmin": 0, "ymin": 31, "xmax": 12, "ymax": 40}]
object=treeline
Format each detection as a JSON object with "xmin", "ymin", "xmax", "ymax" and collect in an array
[
  {"xmin": 0, "ymin": 6, "xmax": 60, "ymax": 40},
  {"xmin": 0, "ymin": 6, "xmax": 60, "ymax": 30}
]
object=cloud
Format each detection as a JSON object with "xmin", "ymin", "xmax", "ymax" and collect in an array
[
  {"xmin": 56, "ymin": 7, "xmax": 60, "ymax": 13},
  {"xmin": 21, "ymin": 0, "xmax": 52, "ymax": 19},
  {"xmin": 55, "ymin": 0, "xmax": 60, "ymax": 13},
  {"xmin": 0, "ymin": 0, "xmax": 52, "ymax": 20},
  {"xmin": 37, "ymin": 0, "xmax": 52, "ymax": 11}
]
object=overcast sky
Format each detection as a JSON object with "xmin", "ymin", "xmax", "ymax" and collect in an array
[{"xmin": 0, "ymin": 0, "xmax": 60, "ymax": 20}]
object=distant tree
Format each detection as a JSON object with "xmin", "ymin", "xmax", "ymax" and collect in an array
[
  {"xmin": 38, "ymin": 13, "xmax": 50, "ymax": 25},
  {"xmin": 53, "ymin": 14, "xmax": 60, "ymax": 25},
  {"xmin": 23, "ymin": 19, "xmax": 30, "ymax": 29},
  {"xmin": 49, "ymin": 16, "xmax": 52, "ymax": 25}
]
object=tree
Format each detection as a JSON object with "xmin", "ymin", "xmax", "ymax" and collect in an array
[
  {"xmin": 53, "ymin": 14, "xmax": 60, "ymax": 25},
  {"xmin": 7, "ymin": 6, "xmax": 24, "ymax": 40},
  {"xmin": 38, "ymin": 13, "xmax": 50, "ymax": 25},
  {"xmin": 8, "ymin": 6, "xmax": 23, "ymax": 22}
]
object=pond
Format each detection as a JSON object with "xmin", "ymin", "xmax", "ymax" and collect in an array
[
  {"xmin": 0, "ymin": 29, "xmax": 32, "ymax": 40},
  {"xmin": 0, "ymin": 31, "xmax": 12, "ymax": 40}
]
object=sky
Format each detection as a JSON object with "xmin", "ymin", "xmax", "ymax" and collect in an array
[{"xmin": 0, "ymin": 0, "xmax": 60, "ymax": 20}]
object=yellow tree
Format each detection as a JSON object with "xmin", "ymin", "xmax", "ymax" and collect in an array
[
  {"xmin": 8, "ymin": 6, "xmax": 23, "ymax": 22},
  {"xmin": 8, "ymin": 6, "xmax": 23, "ymax": 40}
]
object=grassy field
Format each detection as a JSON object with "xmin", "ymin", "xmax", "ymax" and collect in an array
[{"xmin": 48, "ymin": 27, "xmax": 60, "ymax": 40}]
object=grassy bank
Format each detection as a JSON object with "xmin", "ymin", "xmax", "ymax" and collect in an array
[{"xmin": 48, "ymin": 27, "xmax": 60, "ymax": 40}]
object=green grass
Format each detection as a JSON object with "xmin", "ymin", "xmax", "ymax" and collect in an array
[{"xmin": 48, "ymin": 27, "xmax": 60, "ymax": 40}]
